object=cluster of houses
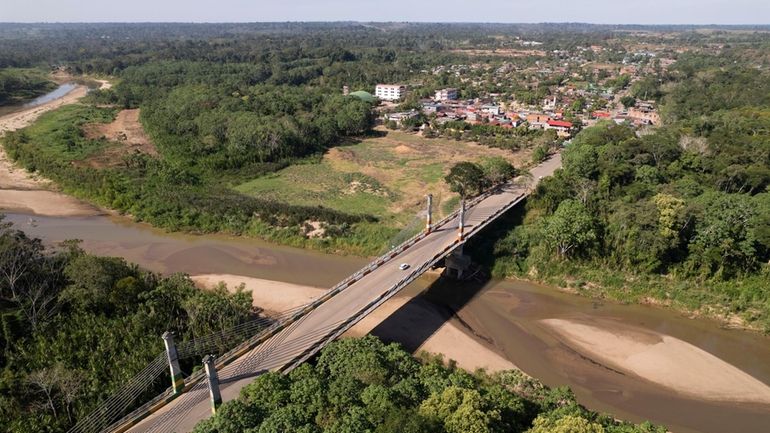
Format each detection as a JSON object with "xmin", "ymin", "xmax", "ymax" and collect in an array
[
  {"xmin": 379, "ymin": 84, "xmax": 577, "ymax": 138},
  {"xmin": 370, "ymin": 39, "xmax": 670, "ymax": 138},
  {"xmin": 373, "ymin": 75, "xmax": 661, "ymax": 138}
]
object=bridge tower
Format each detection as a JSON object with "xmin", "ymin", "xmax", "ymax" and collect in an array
[
  {"xmin": 425, "ymin": 194, "xmax": 433, "ymax": 232},
  {"xmin": 203, "ymin": 355, "xmax": 222, "ymax": 414},
  {"xmin": 458, "ymin": 198, "xmax": 465, "ymax": 241},
  {"xmin": 162, "ymin": 332, "xmax": 184, "ymax": 394}
]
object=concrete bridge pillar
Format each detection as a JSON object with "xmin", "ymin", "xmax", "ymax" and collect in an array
[
  {"xmin": 162, "ymin": 332, "xmax": 184, "ymax": 394},
  {"xmin": 426, "ymin": 194, "xmax": 433, "ymax": 232},
  {"xmin": 445, "ymin": 245, "xmax": 472, "ymax": 279},
  {"xmin": 203, "ymin": 355, "xmax": 222, "ymax": 414}
]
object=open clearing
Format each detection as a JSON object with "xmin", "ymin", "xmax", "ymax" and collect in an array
[
  {"xmin": 235, "ymin": 128, "xmax": 531, "ymax": 226},
  {"xmin": 82, "ymin": 108, "xmax": 157, "ymax": 167}
]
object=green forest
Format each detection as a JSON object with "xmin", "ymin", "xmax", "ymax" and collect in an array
[
  {"xmin": 0, "ymin": 68, "xmax": 56, "ymax": 105},
  {"xmin": 193, "ymin": 336, "xmax": 663, "ymax": 433},
  {"xmin": 469, "ymin": 56, "xmax": 770, "ymax": 330},
  {"xmin": 0, "ymin": 219, "xmax": 257, "ymax": 432},
  {"xmin": 0, "ymin": 21, "xmax": 768, "ymax": 433}
]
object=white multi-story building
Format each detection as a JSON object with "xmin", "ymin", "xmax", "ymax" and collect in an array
[
  {"xmin": 375, "ymin": 84, "xmax": 406, "ymax": 101},
  {"xmin": 434, "ymin": 88, "xmax": 458, "ymax": 101}
]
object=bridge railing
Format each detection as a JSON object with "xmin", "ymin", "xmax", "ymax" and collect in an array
[
  {"xmin": 96, "ymin": 176, "xmax": 536, "ymax": 433},
  {"xmin": 279, "ymin": 190, "xmax": 530, "ymax": 372}
]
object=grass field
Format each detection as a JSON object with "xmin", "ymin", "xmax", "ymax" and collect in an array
[
  {"xmin": 236, "ymin": 128, "xmax": 531, "ymax": 228},
  {"xmin": 19, "ymin": 104, "xmax": 117, "ymax": 161}
]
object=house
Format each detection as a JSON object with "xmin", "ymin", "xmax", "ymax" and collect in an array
[
  {"xmin": 543, "ymin": 96, "xmax": 557, "ymax": 111},
  {"xmin": 481, "ymin": 104, "xmax": 501, "ymax": 115},
  {"xmin": 385, "ymin": 110, "xmax": 419, "ymax": 126},
  {"xmin": 526, "ymin": 113, "xmax": 551, "ymax": 129},
  {"xmin": 422, "ymin": 102, "xmax": 442, "ymax": 114},
  {"xmin": 546, "ymin": 119, "xmax": 574, "ymax": 137},
  {"xmin": 375, "ymin": 84, "xmax": 407, "ymax": 101},
  {"xmin": 627, "ymin": 101, "xmax": 660, "ymax": 125},
  {"xmin": 435, "ymin": 88, "xmax": 459, "ymax": 101}
]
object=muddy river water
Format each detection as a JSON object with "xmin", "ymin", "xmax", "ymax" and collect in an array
[
  {"xmin": 5, "ymin": 212, "xmax": 770, "ymax": 433},
  {"xmin": 0, "ymin": 83, "xmax": 78, "ymax": 117}
]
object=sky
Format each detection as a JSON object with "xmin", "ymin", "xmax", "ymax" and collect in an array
[{"xmin": 1, "ymin": 0, "xmax": 769, "ymax": 25}]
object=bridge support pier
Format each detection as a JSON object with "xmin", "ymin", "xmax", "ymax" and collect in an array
[
  {"xmin": 203, "ymin": 355, "xmax": 222, "ymax": 414},
  {"xmin": 444, "ymin": 245, "xmax": 472, "ymax": 279},
  {"xmin": 162, "ymin": 332, "xmax": 184, "ymax": 394}
]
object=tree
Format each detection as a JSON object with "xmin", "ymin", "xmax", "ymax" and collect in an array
[
  {"xmin": 688, "ymin": 193, "xmax": 760, "ymax": 278},
  {"xmin": 542, "ymin": 199, "xmax": 597, "ymax": 258},
  {"xmin": 620, "ymin": 96, "xmax": 636, "ymax": 108},
  {"xmin": 445, "ymin": 162, "xmax": 486, "ymax": 198},
  {"xmin": 528, "ymin": 414, "xmax": 605, "ymax": 433},
  {"xmin": 562, "ymin": 144, "xmax": 599, "ymax": 180},
  {"xmin": 481, "ymin": 157, "xmax": 516, "ymax": 186},
  {"xmin": 532, "ymin": 144, "xmax": 549, "ymax": 164}
]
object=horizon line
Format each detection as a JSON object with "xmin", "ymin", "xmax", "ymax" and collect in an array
[{"xmin": 1, "ymin": 21, "xmax": 770, "ymax": 27}]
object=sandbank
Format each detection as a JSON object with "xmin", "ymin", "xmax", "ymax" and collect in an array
[
  {"xmin": 191, "ymin": 273, "xmax": 516, "ymax": 373},
  {"xmin": 542, "ymin": 317, "xmax": 770, "ymax": 404}
]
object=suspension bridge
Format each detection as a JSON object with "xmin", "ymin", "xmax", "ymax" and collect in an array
[{"xmin": 68, "ymin": 153, "xmax": 562, "ymax": 433}]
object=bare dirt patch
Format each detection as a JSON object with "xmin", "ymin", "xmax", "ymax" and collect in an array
[{"xmin": 83, "ymin": 109, "xmax": 157, "ymax": 167}]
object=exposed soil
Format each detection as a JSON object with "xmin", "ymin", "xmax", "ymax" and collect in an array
[
  {"xmin": 325, "ymin": 128, "xmax": 531, "ymax": 216},
  {"xmin": 82, "ymin": 108, "xmax": 157, "ymax": 167}
]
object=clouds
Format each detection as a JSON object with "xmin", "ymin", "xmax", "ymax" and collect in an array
[{"xmin": 1, "ymin": 0, "xmax": 768, "ymax": 24}]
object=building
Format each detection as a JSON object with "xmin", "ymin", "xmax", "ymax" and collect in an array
[
  {"xmin": 543, "ymin": 96, "xmax": 557, "ymax": 111},
  {"xmin": 546, "ymin": 119, "xmax": 574, "ymax": 137},
  {"xmin": 627, "ymin": 101, "xmax": 660, "ymax": 125},
  {"xmin": 435, "ymin": 88, "xmax": 459, "ymax": 101},
  {"xmin": 385, "ymin": 110, "xmax": 419, "ymax": 126},
  {"xmin": 376, "ymin": 84, "xmax": 407, "ymax": 101},
  {"xmin": 349, "ymin": 90, "xmax": 376, "ymax": 104},
  {"xmin": 526, "ymin": 113, "xmax": 551, "ymax": 129},
  {"xmin": 481, "ymin": 104, "xmax": 501, "ymax": 115},
  {"xmin": 421, "ymin": 102, "xmax": 443, "ymax": 114}
]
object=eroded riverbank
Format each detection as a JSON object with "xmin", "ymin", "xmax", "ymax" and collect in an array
[
  {"xmin": 5, "ymin": 211, "xmax": 770, "ymax": 433},
  {"xmin": 0, "ymin": 81, "xmax": 105, "ymax": 217}
]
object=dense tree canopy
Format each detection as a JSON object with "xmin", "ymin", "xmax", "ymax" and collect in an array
[
  {"xmin": 0, "ymin": 220, "xmax": 258, "ymax": 432},
  {"xmin": 192, "ymin": 336, "xmax": 664, "ymax": 433}
]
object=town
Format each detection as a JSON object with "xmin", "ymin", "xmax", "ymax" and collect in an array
[{"xmin": 357, "ymin": 40, "xmax": 664, "ymax": 143}]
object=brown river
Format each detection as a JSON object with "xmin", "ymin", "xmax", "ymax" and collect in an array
[{"xmin": 5, "ymin": 212, "xmax": 770, "ymax": 433}]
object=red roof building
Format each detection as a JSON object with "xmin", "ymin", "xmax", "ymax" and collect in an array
[{"xmin": 547, "ymin": 120, "xmax": 573, "ymax": 128}]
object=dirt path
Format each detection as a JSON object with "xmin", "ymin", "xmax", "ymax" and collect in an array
[{"xmin": 0, "ymin": 82, "xmax": 105, "ymax": 217}]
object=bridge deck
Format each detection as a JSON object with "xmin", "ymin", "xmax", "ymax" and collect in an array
[{"xmin": 127, "ymin": 154, "xmax": 562, "ymax": 433}]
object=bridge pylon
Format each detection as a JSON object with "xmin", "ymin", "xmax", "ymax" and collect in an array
[
  {"xmin": 426, "ymin": 194, "xmax": 433, "ymax": 233},
  {"xmin": 203, "ymin": 355, "xmax": 222, "ymax": 414},
  {"xmin": 458, "ymin": 198, "xmax": 466, "ymax": 241},
  {"xmin": 162, "ymin": 332, "xmax": 184, "ymax": 394}
]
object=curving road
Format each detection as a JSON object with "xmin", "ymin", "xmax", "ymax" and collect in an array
[{"xmin": 125, "ymin": 153, "xmax": 562, "ymax": 433}]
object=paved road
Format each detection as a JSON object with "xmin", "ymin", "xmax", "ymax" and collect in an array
[{"xmin": 127, "ymin": 153, "xmax": 562, "ymax": 433}]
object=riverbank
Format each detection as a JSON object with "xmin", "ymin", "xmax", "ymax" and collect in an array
[
  {"xmin": 7, "ymin": 211, "xmax": 770, "ymax": 433},
  {"xmin": 190, "ymin": 272, "xmax": 770, "ymax": 409},
  {"xmin": 191, "ymin": 273, "xmax": 516, "ymax": 373},
  {"xmin": 0, "ymin": 81, "xmax": 105, "ymax": 217},
  {"xmin": 542, "ymin": 317, "xmax": 770, "ymax": 405},
  {"xmin": 517, "ymin": 263, "xmax": 770, "ymax": 334}
]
